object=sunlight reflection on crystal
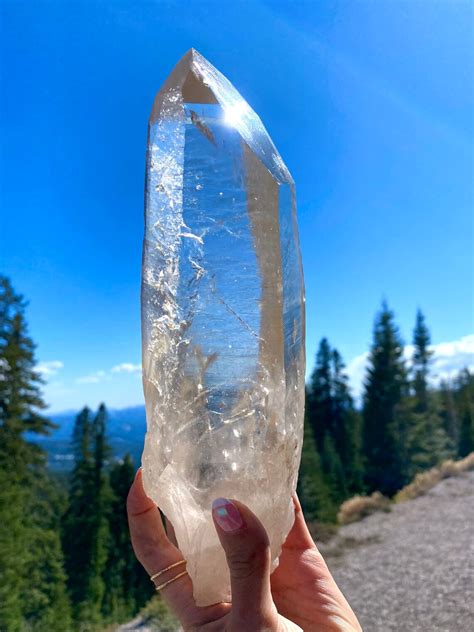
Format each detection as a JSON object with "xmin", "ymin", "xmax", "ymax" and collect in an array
[{"xmin": 224, "ymin": 100, "xmax": 250, "ymax": 126}]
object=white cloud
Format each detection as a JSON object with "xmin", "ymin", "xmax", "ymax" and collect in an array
[
  {"xmin": 345, "ymin": 352, "xmax": 369, "ymax": 400},
  {"xmin": 111, "ymin": 362, "xmax": 142, "ymax": 374},
  {"xmin": 346, "ymin": 334, "xmax": 474, "ymax": 401},
  {"xmin": 76, "ymin": 370, "xmax": 107, "ymax": 385},
  {"xmin": 428, "ymin": 334, "xmax": 474, "ymax": 382},
  {"xmin": 75, "ymin": 362, "xmax": 141, "ymax": 386},
  {"xmin": 36, "ymin": 360, "xmax": 64, "ymax": 377}
]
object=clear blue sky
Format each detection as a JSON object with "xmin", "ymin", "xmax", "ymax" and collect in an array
[{"xmin": 1, "ymin": 1, "xmax": 472, "ymax": 411}]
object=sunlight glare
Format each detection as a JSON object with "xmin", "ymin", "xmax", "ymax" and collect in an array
[{"xmin": 224, "ymin": 100, "xmax": 249, "ymax": 126}]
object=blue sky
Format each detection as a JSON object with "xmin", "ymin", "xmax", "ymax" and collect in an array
[{"xmin": 1, "ymin": 0, "xmax": 472, "ymax": 412}]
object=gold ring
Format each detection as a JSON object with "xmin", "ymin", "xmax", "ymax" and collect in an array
[
  {"xmin": 154, "ymin": 569, "xmax": 189, "ymax": 591},
  {"xmin": 150, "ymin": 559, "xmax": 186, "ymax": 583}
]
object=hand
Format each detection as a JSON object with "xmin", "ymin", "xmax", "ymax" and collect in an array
[{"xmin": 127, "ymin": 470, "xmax": 361, "ymax": 631}]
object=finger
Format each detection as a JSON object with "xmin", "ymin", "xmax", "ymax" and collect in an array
[
  {"xmin": 127, "ymin": 469, "xmax": 172, "ymax": 569},
  {"xmin": 283, "ymin": 492, "xmax": 318, "ymax": 551},
  {"xmin": 212, "ymin": 498, "xmax": 278, "ymax": 630},
  {"xmin": 127, "ymin": 470, "xmax": 197, "ymax": 622},
  {"xmin": 272, "ymin": 493, "xmax": 361, "ymax": 631},
  {"xmin": 274, "ymin": 492, "xmax": 332, "ymax": 590}
]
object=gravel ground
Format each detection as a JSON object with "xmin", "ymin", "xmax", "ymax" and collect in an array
[{"xmin": 320, "ymin": 472, "xmax": 474, "ymax": 632}]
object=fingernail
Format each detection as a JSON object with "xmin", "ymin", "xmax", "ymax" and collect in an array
[{"xmin": 212, "ymin": 498, "xmax": 244, "ymax": 533}]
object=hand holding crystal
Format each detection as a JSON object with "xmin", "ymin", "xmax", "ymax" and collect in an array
[{"xmin": 127, "ymin": 470, "xmax": 361, "ymax": 631}]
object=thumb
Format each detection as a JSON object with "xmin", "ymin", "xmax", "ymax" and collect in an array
[{"xmin": 212, "ymin": 498, "xmax": 278, "ymax": 630}]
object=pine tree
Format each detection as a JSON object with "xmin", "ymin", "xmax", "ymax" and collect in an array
[
  {"xmin": 362, "ymin": 301, "xmax": 408, "ymax": 496},
  {"xmin": 63, "ymin": 407, "xmax": 94, "ymax": 612},
  {"xmin": 320, "ymin": 433, "xmax": 347, "ymax": 505},
  {"xmin": 0, "ymin": 277, "xmax": 55, "ymax": 473},
  {"xmin": 89, "ymin": 404, "xmax": 111, "ymax": 622},
  {"xmin": 307, "ymin": 338, "xmax": 332, "ymax": 450},
  {"xmin": 103, "ymin": 455, "xmax": 153, "ymax": 622},
  {"xmin": 93, "ymin": 403, "xmax": 109, "ymax": 482},
  {"xmin": 306, "ymin": 339, "xmax": 363, "ymax": 501},
  {"xmin": 331, "ymin": 349, "xmax": 364, "ymax": 493},
  {"xmin": 297, "ymin": 409, "xmax": 335, "ymax": 522},
  {"xmin": 458, "ymin": 409, "xmax": 474, "ymax": 457},
  {"xmin": 407, "ymin": 310, "xmax": 452, "ymax": 475},
  {"xmin": 438, "ymin": 380, "xmax": 458, "ymax": 444},
  {"xmin": 63, "ymin": 405, "xmax": 111, "ymax": 626},
  {"xmin": 0, "ymin": 276, "xmax": 71, "ymax": 631},
  {"xmin": 0, "ymin": 465, "xmax": 28, "ymax": 629},
  {"xmin": 455, "ymin": 369, "xmax": 474, "ymax": 457},
  {"xmin": 412, "ymin": 309, "xmax": 432, "ymax": 413},
  {"xmin": 406, "ymin": 407, "xmax": 452, "ymax": 477}
]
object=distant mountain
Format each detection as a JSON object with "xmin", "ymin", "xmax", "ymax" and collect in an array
[{"xmin": 34, "ymin": 405, "xmax": 147, "ymax": 470}]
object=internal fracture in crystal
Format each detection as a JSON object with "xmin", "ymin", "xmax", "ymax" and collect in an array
[{"xmin": 141, "ymin": 49, "xmax": 305, "ymax": 606}]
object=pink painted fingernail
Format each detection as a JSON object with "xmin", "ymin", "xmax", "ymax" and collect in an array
[{"xmin": 212, "ymin": 498, "xmax": 244, "ymax": 533}]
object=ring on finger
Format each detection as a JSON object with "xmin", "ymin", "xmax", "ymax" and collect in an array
[{"xmin": 150, "ymin": 559, "xmax": 188, "ymax": 591}]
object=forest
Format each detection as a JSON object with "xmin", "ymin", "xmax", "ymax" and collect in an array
[{"xmin": 1, "ymin": 274, "xmax": 473, "ymax": 631}]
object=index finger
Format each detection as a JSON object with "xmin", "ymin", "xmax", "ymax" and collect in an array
[{"xmin": 127, "ymin": 471, "xmax": 194, "ymax": 616}]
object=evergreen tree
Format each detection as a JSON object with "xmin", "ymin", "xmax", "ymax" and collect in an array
[
  {"xmin": 306, "ymin": 339, "xmax": 364, "ymax": 501},
  {"xmin": 320, "ymin": 433, "xmax": 347, "ymax": 504},
  {"xmin": 458, "ymin": 409, "xmax": 474, "ymax": 457},
  {"xmin": 438, "ymin": 380, "xmax": 458, "ymax": 444},
  {"xmin": 407, "ymin": 311, "xmax": 452, "ymax": 474},
  {"xmin": 331, "ymin": 349, "xmax": 364, "ymax": 493},
  {"xmin": 93, "ymin": 403, "xmax": 109, "ymax": 482},
  {"xmin": 297, "ymin": 408, "xmax": 335, "ymax": 522},
  {"xmin": 62, "ymin": 407, "xmax": 94, "ymax": 615},
  {"xmin": 89, "ymin": 404, "xmax": 111, "ymax": 622},
  {"xmin": 307, "ymin": 338, "xmax": 332, "ymax": 450},
  {"xmin": 0, "ymin": 277, "xmax": 55, "ymax": 472},
  {"xmin": 0, "ymin": 466, "xmax": 28, "ymax": 629},
  {"xmin": 362, "ymin": 302, "xmax": 408, "ymax": 496},
  {"xmin": 0, "ymin": 276, "xmax": 71, "ymax": 631},
  {"xmin": 455, "ymin": 369, "xmax": 474, "ymax": 457},
  {"xmin": 103, "ymin": 455, "xmax": 153, "ymax": 622},
  {"xmin": 406, "ymin": 407, "xmax": 452, "ymax": 477},
  {"xmin": 412, "ymin": 309, "xmax": 432, "ymax": 412},
  {"xmin": 63, "ymin": 404, "xmax": 111, "ymax": 626}
]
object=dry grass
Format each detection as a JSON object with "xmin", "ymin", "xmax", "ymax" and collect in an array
[
  {"xmin": 337, "ymin": 453, "xmax": 474, "ymax": 525},
  {"xmin": 337, "ymin": 491, "xmax": 390, "ymax": 525},
  {"xmin": 395, "ymin": 452, "xmax": 474, "ymax": 502}
]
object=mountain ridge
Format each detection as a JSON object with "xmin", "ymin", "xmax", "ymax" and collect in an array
[{"xmin": 35, "ymin": 405, "xmax": 147, "ymax": 469}]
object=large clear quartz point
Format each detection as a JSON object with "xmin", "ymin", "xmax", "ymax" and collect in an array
[{"xmin": 141, "ymin": 49, "xmax": 305, "ymax": 607}]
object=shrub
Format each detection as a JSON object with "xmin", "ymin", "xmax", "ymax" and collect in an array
[
  {"xmin": 395, "ymin": 467, "xmax": 442, "ymax": 502},
  {"xmin": 442, "ymin": 451, "xmax": 474, "ymax": 474},
  {"xmin": 337, "ymin": 491, "xmax": 390, "ymax": 525},
  {"xmin": 395, "ymin": 451, "xmax": 474, "ymax": 502}
]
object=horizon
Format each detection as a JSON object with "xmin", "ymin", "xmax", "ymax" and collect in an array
[{"xmin": 1, "ymin": 1, "xmax": 473, "ymax": 413}]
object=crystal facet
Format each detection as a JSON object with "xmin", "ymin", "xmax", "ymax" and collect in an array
[{"xmin": 141, "ymin": 49, "xmax": 305, "ymax": 606}]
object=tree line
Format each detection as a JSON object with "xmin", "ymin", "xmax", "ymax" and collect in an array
[
  {"xmin": 0, "ymin": 277, "xmax": 153, "ymax": 631},
  {"xmin": 298, "ymin": 302, "xmax": 474, "ymax": 522},
  {"xmin": 0, "ymin": 275, "xmax": 473, "ymax": 630}
]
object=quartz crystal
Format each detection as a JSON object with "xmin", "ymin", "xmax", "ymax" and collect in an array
[{"xmin": 141, "ymin": 49, "xmax": 305, "ymax": 606}]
